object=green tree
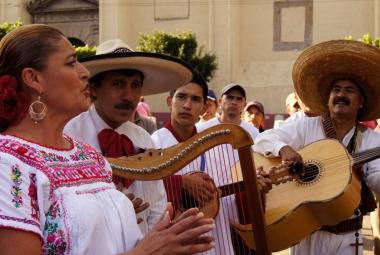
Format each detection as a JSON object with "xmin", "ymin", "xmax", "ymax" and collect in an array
[{"xmin": 137, "ymin": 30, "xmax": 217, "ymax": 82}]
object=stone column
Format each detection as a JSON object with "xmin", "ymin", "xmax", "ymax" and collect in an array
[
  {"xmin": 375, "ymin": 0, "xmax": 380, "ymax": 38},
  {"xmin": 99, "ymin": 0, "xmax": 132, "ymax": 44},
  {"xmin": 0, "ymin": 0, "xmax": 30, "ymax": 24}
]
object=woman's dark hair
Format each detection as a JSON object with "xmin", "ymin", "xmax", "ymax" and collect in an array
[{"xmin": 0, "ymin": 24, "xmax": 65, "ymax": 131}]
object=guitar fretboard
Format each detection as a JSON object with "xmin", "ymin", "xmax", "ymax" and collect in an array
[{"xmin": 353, "ymin": 146, "xmax": 380, "ymax": 166}]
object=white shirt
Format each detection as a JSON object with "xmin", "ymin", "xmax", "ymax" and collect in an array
[
  {"xmin": 196, "ymin": 117, "xmax": 259, "ymax": 254},
  {"xmin": 65, "ymin": 105, "xmax": 167, "ymax": 234}
]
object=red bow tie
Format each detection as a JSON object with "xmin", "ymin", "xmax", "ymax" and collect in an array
[{"xmin": 98, "ymin": 128, "xmax": 135, "ymax": 188}]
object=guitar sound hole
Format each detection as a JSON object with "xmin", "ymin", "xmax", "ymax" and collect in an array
[{"xmin": 298, "ymin": 163, "xmax": 320, "ymax": 183}]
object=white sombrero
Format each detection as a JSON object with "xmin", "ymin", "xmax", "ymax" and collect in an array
[
  {"xmin": 292, "ymin": 39, "xmax": 380, "ymax": 120},
  {"xmin": 80, "ymin": 39, "xmax": 193, "ymax": 95}
]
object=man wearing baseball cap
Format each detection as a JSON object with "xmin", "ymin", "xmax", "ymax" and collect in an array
[
  {"xmin": 197, "ymin": 83, "xmax": 259, "ymax": 253},
  {"xmin": 243, "ymin": 100, "xmax": 265, "ymax": 132},
  {"xmin": 197, "ymin": 89, "xmax": 218, "ymax": 124}
]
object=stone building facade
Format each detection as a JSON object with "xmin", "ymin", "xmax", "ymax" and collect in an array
[{"xmin": 1, "ymin": 0, "xmax": 380, "ymax": 119}]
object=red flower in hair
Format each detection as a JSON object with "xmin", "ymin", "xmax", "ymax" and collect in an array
[{"xmin": 0, "ymin": 75, "xmax": 30, "ymax": 131}]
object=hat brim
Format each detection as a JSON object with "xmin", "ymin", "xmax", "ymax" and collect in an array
[
  {"xmin": 81, "ymin": 52, "xmax": 193, "ymax": 95},
  {"xmin": 292, "ymin": 40, "xmax": 380, "ymax": 120}
]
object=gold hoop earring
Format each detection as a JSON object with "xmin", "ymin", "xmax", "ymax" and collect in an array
[{"xmin": 29, "ymin": 95, "xmax": 47, "ymax": 123}]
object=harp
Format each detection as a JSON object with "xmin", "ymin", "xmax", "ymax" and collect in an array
[{"xmin": 107, "ymin": 124, "xmax": 271, "ymax": 255}]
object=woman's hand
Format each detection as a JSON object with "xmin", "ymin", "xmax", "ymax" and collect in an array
[{"xmin": 128, "ymin": 204, "xmax": 215, "ymax": 255}]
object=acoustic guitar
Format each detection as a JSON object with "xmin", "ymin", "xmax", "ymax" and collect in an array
[{"xmin": 231, "ymin": 138, "xmax": 380, "ymax": 252}]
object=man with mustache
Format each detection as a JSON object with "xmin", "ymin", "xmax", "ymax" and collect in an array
[
  {"xmin": 64, "ymin": 39, "xmax": 181, "ymax": 235},
  {"xmin": 253, "ymin": 40, "xmax": 380, "ymax": 255}
]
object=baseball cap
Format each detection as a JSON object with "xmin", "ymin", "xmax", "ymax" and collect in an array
[
  {"xmin": 221, "ymin": 83, "xmax": 246, "ymax": 98},
  {"xmin": 244, "ymin": 100, "xmax": 264, "ymax": 114},
  {"xmin": 207, "ymin": 89, "xmax": 217, "ymax": 101}
]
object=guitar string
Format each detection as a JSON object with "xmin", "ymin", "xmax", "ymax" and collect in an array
[
  {"xmin": 282, "ymin": 151, "xmax": 380, "ymax": 179},
  {"xmin": 265, "ymin": 150, "xmax": 380, "ymax": 181}
]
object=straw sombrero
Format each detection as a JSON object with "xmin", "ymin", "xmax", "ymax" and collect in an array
[
  {"xmin": 80, "ymin": 39, "xmax": 193, "ymax": 95},
  {"xmin": 292, "ymin": 39, "xmax": 380, "ymax": 120}
]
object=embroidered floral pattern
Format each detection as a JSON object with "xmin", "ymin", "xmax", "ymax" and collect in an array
[
  {"xmin": 10, "ymin": 164, "xmax": 23, "ymax": 208},
  {"xmin": 69, "ymin": 141, "xmax": 90, "ymax": 161},
  {"xmin": 28, "ymin": 173, "xmax": 40, "ymax": 221},
  {"xmin": 40, "ymin": 150, "xmax": 69, "ymax": 162},
  {"xmin": 43, "ymin": 202, "xmax": 68, "ymax": 255}
]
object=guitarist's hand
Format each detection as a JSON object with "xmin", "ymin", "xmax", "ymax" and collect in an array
[
  {"xmin": 182, "ymin": 173, "xmax": 215, "ymax": 205},
  {"xmin": 125, "ymin": 192, "xmax": 150, "ymax": 224},
  {"xmin": 256, "ymin": 166, "xmax": 272, "ymax": 194},
  {"xmin": 279, "ymin": 145, "xmax": 304, "ymax": 172}
]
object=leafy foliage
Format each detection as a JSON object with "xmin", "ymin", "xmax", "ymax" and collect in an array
[
  {"xmin": 344, "ymin": 33, "xmax": 380, "ymax": 48},
  {"xmin": 0, "ymin": 19, "xmax": 22, "ymax": 41},
  {"xmin": 75, "ymin": 45, "xmax": 96, "ymax": 59},
  {"xmin": 137, "ymin": 30, "xmax": 217, "ymax": 82},
  {"xmin": 0, "ymin": 19, "xmax": 96, "ymax": 59}
]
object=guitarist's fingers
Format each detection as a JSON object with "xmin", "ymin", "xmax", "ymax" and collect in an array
[
  {"xmin": 279, "ymin": 145, "xmax": 303, "ymax": 164},
  {"xmin": 199, "ymin": 172, "xmax": 212, "ymax": 180},
  {"xmin": 125, "ymin": 192, "xmax": 135, "ymax": 201},
  {"xmin": 193, "ymin": 192, "xmax": 211, "ymax": 206},
  {"xmin": 200, "ymin": 187, "xmax": 214, "ymax": 201},
  {"xmin": 132, "ymin": 197, "xmax": 143, "ymax": 207},
  {"xmin": 135, "ymin": 202, "xmax": 150, "ymax": 214},
  {"xmin": 257, "ymin": 176, "xmax": 272, "ymax": 194},
  {"xmin": 256, "ymin": 166, "xmax": 264, "ymax": 173}
]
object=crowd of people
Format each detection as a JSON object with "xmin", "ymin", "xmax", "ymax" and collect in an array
[{"xmin": 1, "ymin": 24, "xmax": 380, "ymax": 255}]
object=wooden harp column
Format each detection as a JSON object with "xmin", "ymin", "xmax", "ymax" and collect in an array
[{"xmin": 107, "ymin": 124, "xmax": 271, "ymax": 255}]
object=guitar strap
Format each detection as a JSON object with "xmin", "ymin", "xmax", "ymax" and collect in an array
[{"xmin": 321, "ymin": 114, "xmax": 377, "ymax": 214}]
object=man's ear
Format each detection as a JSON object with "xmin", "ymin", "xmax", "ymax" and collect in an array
[
  {"xmin": 166, "ymin": 96, "xmax": 173, "ymax": 109},
  {"xmin": 21, "ymin": 68, "xmax": 43, "ymax": 93},
  {"xmin": 89, "ymin": 83, "xmax": 98, "ymax": 100}
]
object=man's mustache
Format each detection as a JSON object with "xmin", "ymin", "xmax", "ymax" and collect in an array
[{"xmin": 114, "ymin": 100, "xmax": 136, "ymax": 110}]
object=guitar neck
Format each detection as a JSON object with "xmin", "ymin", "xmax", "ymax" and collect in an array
[
  {"xmin": 353, "ymin": 146, "xmax": 380, "ymax": 166},
  {"xmin": 218, "ymin": 181, "xmax": 245, "ymax": 197}
]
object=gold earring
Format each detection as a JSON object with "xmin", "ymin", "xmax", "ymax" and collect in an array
[{"xmin": 29, "ymin": 95, "xmax": 47, "ymax": 123}]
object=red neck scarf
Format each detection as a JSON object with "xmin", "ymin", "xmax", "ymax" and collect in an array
[{"xmin": 98, "ymin": 128, "xmax": 135, "ymax": 187}]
